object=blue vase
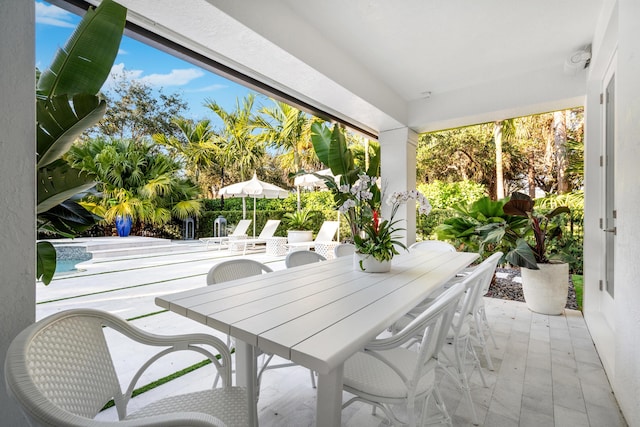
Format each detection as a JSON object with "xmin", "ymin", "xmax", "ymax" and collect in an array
[{"xmin": 115, "ymin": 215, "xmax": 132, "ymax": 237}]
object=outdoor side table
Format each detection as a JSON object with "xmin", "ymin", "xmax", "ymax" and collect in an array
[
  {"xmin": 265, "ymin": 236, "xmax": 287, "ymax": 256},
  {"xmin": 315, "ymin": 241, "xmax": 340, "ymax": 259}
]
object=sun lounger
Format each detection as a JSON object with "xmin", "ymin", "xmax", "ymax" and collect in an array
[
  {"xmin": 199, "ymin": 219, "xmax": 251, "ymax": 249},
  {"xmin": 286, "ymin": 221, "xmax": 339, "ymax": 253},
  {"xmin": 229, "ymin": 220, "xmax": 281, "ymax": 255}
]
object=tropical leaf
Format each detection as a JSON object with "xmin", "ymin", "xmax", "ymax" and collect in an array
[
  {"xmin": 37, "ymin": 94, "xmax": 106, "ymax": 167},
  {"xmin": 36, "ymin": 241, "xmax": 57, "ymax": 285},
  {"xmin": 37, "ymin": 0, "xmax": 126, "ymax": 98},
  {"xmin": 505, "ymin": 238, "xmax": 539, "ymax": 269},
  {"xmin": 37, "ymin": 160, "xmax": 96, "ymax": 214},
  {"xmin": 38, "ymin": 200, "xmax": 102, "ymax": 237},
  {"xmin": 310, "ymin": 122, "xmax": 332, "ymax": 166},
  {"xmin": 328, "ymin": 125, "xmax": 356, "ymax": 183}
]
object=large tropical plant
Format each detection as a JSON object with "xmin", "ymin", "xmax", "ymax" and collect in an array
[
  {"xmin": 36, "ymin": 0, "xmax": 127, "ymax": 284},
  {"xmin": 482, "ymin": 192, "xmax": 571, "ymax": 269},
  {"xmin": 67, "ymin": 138, "xmax": 202, "ymax": 227}
]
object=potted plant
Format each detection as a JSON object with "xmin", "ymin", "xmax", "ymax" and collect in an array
[
  {"xmin": 334, "ymin": 175, "xmax": 431, "ymax": 272},
  {"xmin": 484, "ymin": 192, "xmax": 571, "ymax": 315},
  {"xmin": 283, "ymin": 208, "xmax": 316, "ymax": 243}
]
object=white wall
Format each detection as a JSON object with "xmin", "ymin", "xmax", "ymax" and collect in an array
[
  {"xmin": 0, "ymin": 0, "xmax": 36, "ymax": 424},
  {"xmin": 611, "ymin": 0, "xmax": 640, "ymax": 424},
  {"xmin": 584, "ymin": 0, "xmax": 640, "ymax": 425}
]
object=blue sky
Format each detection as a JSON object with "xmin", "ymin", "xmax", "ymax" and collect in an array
[{"xmin": 35, "ymin": 0, "xmax": 262, "ymax": 124}]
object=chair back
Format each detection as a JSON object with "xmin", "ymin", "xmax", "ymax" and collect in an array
[
  {"xmin": 207, "ymin": 259, "xmax": 273, "ymax": 285},
  {"xmin": 257, "ymin": 219, "xmax": 281, "ymax": 239},
  {"xmin": 231, "ymin": 219, "xmax": 252, "ymax": 236},
  {"xmin": 451, "ymin": 252, "xmax": 502, "ymax": 334},
  {"xmin": 314, "ymin": 221, "xmax": 339, "ymax": 242},
  {"xmin": 5, "ymin": 311, "xmax": 123, "ymax": 423},
  {"xmin": 409, "ymin": 240, "xmax": 456, "ymax": 252},
  {"xmin": 365, "ymin": 282, "xmax": 466, "ymax": 392},
  {"xmin": 285, "ymin": 250, "xmax": 326, "ymax": 268},
  {"xmin": 334, "ymin": 243, "xmax": 356, "ymax": 258}
]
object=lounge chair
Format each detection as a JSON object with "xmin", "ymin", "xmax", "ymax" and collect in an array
[
  {"xmin": 285, "ymin": 220, "xmax": 339, "ymax": 253},
  {"xmin": 230, "ymin": 220, "xmax": 281, "ymax": 255},
  {"xmin": 199, "ymin": 219, "xmax": 251, "ymax": 250}
]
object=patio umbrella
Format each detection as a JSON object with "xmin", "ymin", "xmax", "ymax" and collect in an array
[
  {"xmin": 293, "ymin": 169, "xmax": 338, "ymax": 211},
  {"xmin": 218, "ymin": 172, "xmax": 289, "ymax": 237}
]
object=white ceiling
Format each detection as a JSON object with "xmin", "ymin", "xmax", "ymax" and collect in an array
[{"xmin": 88, "ymin": 0, "xmax": 607, "ymax": 135}]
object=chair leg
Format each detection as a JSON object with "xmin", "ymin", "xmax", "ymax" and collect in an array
[
  {"xmin": 309, "ymin": 369, "xmax": 317, "ymax": 388},
  {"xmin": 473, "ymin": 312, "xmax": 495, "ymax": 371}
]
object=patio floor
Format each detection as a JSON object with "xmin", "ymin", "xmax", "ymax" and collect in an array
[{"xmin": 38, "ymin": 237, "xmax": 626, "ymax": 426}]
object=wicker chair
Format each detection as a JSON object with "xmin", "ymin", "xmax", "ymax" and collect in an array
[
  {"xmin": 284, "ymin": 250, "xmax": 326, "ymax": 267},
  {"xmin": 4, "ymin": 308, "xmax": 248, "ymax": 427}
]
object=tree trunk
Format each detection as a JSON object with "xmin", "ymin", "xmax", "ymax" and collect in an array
[
  {"xmin": 554, "ymin": 110, "xmax": 569, "ymax": 193},
  {"xmin": 528, "ymin": 151, "xmax": 536, "ymax": 198},
  {"xmin": 494, "ymin": 121, "xmax": 504, "ymax": 199}
]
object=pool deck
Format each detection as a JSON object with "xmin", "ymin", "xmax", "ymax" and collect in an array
[{"xmin": 37, "ymin": 237, "xmax": 626, "ymax": 426}]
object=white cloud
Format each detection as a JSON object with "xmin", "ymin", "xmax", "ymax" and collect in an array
[
  {"xmin": 187, "ymin": 84, "xmax": 228, "ymax": 93},
  {"xmin": 103, "ymin": 64, "xmax": 205, "ymax": 92},
  {"xmin": 118, "ymin": 49, "xmax": 128, "ymax": 55},
  {"xmin": 35, "ymin": 1, "xmax": 75, "ymax": 28},
  {"xmin": 139, "ymin": 69, "xmax": 205, "ymax": 87}
]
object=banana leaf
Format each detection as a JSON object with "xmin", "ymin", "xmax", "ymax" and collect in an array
[
  {"xmin": 37, "ymin": 94, "xmax": 106, "ymax": 168},
  {"xmin": 37, "ymin": 0, "xmax": 126, "ymax": 98},
  {"xmin": 36, "ymin": 241, "xmax": 57, "ymax": 285},
  {"xmin": 37, "ymin": 159, "xmax": 96, "ymax": 214}
]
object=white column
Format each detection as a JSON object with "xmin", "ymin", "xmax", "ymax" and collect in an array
[
  {"xmin": 379, "ymin": 127, "xmax": 418, "ymax": 247},
  {"xmin": 0, "ymin": 0, "xmax": 36, "ymax": 424}
]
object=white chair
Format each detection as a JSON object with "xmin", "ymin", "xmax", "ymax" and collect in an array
[
  {"xmin": 333, "ymin": 242, "xmax": 356, "ymax": 258},
  {"xmin": 409, "ymin": 239, "xmax": 456, "ymax": 252},
  {"xmin": 438, "ymin": 252, "xmax": 502, "ymax": 425},
  {"xmin": 229, "ymin": 219, "xmax": 281, "ymax": 255},
  {"xmin": 285, "ymin": 250, "xmax": 326, "ymax": 267},
  {"xmin": 4, "ymin": 308, "xmax": 247, "ymax": 427},
  {"xmin": 207, "ymin": 258, "xmax": 273, "ymax": 285},
  {"xmin": 342, "ymin": 281, "xmax": 467, "ymax": 427},
  {"xmin": 199, "ymin": 219, "xmax": 251, "ymax": 250},
  {"xmin": 285, "ymin": 220, "xmax": 339, "ymax": 252}
]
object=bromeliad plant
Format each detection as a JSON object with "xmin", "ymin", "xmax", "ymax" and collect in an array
[{"xmin": 337, "ymin": 175, "xmax": 431, "ymax": 263}]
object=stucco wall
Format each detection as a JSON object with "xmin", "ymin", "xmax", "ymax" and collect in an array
[{"xmin": 0, "ymin": 0, "xmax": 36, "ymax": 424}]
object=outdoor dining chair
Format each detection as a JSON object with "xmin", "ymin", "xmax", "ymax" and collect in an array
[
  {"xmin": 4, "ymin": 308, "xmax": 247, "ymax": 427},
  {"xmin": 285, "ymin": 250, "xmax": 326, "ymax": 268},
  {"xmin": 409, "ymin": 239, "xmax": 456, "ymax": 252},
  {"xmin": 341, "ymin": 281, "xmax": 466, "ymax": 427},
  {"xmin": 333, "ymin": 242, "xmax": 356, "ymax": 258}
]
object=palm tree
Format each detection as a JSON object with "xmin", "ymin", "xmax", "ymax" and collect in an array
[
  {"xmin": 255, "ymin": 101, "xmax": 319, "ymax": 176},
  {"xmin": 153, "ymin": 118, "xmax": 221, "ymax": 192},
  {"xmin": 67, "ymin": 138, "xmax": 202, "ymax": 231},
  {"xmin": 205, "ymin": 94, "xmax": 264, "ymax": 182}
]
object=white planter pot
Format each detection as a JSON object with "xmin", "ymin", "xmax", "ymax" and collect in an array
[
  {"xmin": 520, "ymin": 262, "xmax": 569, "ymax": 315},
  {"xmin": 353, "ymin": 252, "xmax": 391, "ymax": 273},
  {"xmin": 287, "ymin": 230, "xmax": 313, "ymax": 244}
]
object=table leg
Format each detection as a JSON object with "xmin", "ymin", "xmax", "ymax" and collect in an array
[
  {"xmin": 316, "ymin": 364, "xmax": 344, "ymax": 427},
  {"xmin": 235, "ymin": 340, "xmax": 258, "ymax": 427}
]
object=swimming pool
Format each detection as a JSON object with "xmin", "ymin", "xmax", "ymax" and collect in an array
[{"xmin": 54, "ymin": 246, "xmax": 92, "ymax": 275}]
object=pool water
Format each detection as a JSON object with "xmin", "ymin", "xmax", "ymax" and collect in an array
[{"xmin": 55, "ymin": 259, "xmax": 81, "ymax": 273}]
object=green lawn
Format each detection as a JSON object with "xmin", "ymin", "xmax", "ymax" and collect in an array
[{"xmin": 572, "ymin": 274, "xmax": 583, "ymax": 311}]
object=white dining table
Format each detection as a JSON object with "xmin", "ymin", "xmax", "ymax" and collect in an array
[{"xmin": 156, "ymin": 249, "xmax": 478, "ymax": 426}]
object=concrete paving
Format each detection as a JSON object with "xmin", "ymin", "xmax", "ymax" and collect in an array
[{"xmin": 37, "ymin": 237, "xmax": 626, "ymax": 426}]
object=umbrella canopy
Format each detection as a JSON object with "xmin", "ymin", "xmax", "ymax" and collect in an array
[
  {"xmin": 218, "ymin": 172, "xmax": 289, "ymax": 237},
  {"xmin": 293, "ymin": 169, "xmax": 338, "ymax": 211},
  {"xmin": 293, "ymin": 169, "xmax": 336, "ymax": 189}
]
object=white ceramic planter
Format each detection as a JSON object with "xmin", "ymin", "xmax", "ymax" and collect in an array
[
  {"xmin": 520, "ymin": 262, "xmax": 569, "ymax": 315},
  {"xmin": 353, "ymin": 252, "xmax": 391, "ymax": 273},
  {"xmin": 287, "ymin": 230, "xmax": 313, "ymax": 243}
]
